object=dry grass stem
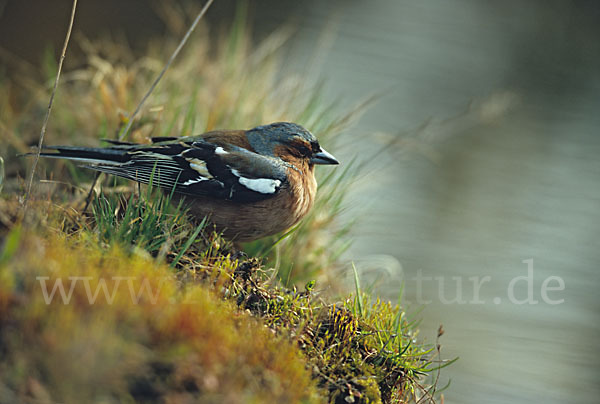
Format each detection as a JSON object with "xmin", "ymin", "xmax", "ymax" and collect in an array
[{"xmin": 22, "ymin": 0, "xmax": 78, "ymax": 216}]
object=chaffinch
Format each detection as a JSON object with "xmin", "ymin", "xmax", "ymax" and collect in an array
[{"xmin": 37, "ymin": 122, "xmax": 339, "ymax": 241}]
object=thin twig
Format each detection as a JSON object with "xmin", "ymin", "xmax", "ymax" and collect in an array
[
  {"xmin": 118, "ymin": 0, "xmax": 215, "ymax": 141},
  {"xmin": 431, "ymin": 325, "xmax": 445, "ymax": 402},
  {"xmin": 22, "ymin": 0, "xmax": 78, "ymax": 215},
  {"xmin": 82, "ymin": 171, "xmax": 100, "ymax": 212}
]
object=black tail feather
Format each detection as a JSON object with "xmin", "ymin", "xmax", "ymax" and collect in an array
[
  {"xmin": 34, "ymin": 145, "xmax": 130, "ymax": 164},
  {"xmin": 100, "ymin": 139, "xmax": 137, "ymax": 146}
]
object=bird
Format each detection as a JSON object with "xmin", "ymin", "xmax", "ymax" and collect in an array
[{"xmin": 35, "ymin": 122, "xmax": 339, "ymax": 242}]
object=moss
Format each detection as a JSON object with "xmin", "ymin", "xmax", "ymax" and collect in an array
[
  {"xmin": 0, "ymin": 192, "xmax": 447, "ymax": 403},
  {"xmin": 0, "ymin": 230, "xmax": 321, "ymax": 403}
]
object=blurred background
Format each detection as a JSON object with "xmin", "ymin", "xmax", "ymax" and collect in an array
[{"xmin": 1, "ymin": 0, "xmax": 599, "ymax": 403}]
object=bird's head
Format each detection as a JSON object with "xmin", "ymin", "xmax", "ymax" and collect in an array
[{"xmin": 246, "ymin": 122, "xmax": 339, "ymax": 167}]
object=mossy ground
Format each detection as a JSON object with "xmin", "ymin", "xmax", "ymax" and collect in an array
[
  {"xmin": 0, "ymin": 222, "xmax": 319, "ymax": 403},
  {"xmin": 0, "ymin": 4, "xmax": 451, "ymax": 403}
]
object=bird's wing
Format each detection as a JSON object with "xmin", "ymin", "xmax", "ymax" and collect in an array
[{"xmin": 39, "ymin": 139, "xmax": 288, "ymax": 203}]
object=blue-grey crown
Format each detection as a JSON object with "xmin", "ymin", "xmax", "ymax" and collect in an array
[{"xmin": 246, "ymin": 122, "xmax": 316, "ymax": 156}]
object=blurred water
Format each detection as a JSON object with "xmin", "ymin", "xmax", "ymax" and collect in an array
[{"xmin": 254, "ymin": 1, "xmax": 600, "ymax": 403}]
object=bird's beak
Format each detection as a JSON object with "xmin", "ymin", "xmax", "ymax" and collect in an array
[{"xmin": 311, "ymin": 148, "xmax": 339, "ymax": 165}]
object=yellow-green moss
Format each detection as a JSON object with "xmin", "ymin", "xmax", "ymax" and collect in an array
[
  {"xmin": 0, "ymin": 230, "xmax": 321, "ymax": 403},
  {"xmin": 0, "ymin": 195, "xmax": 447, "ymax": 403}
]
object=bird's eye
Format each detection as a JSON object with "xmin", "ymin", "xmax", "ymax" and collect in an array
[{"xmin": 298, "ymin": 145, "xmax": 311, "ymax": 157}]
